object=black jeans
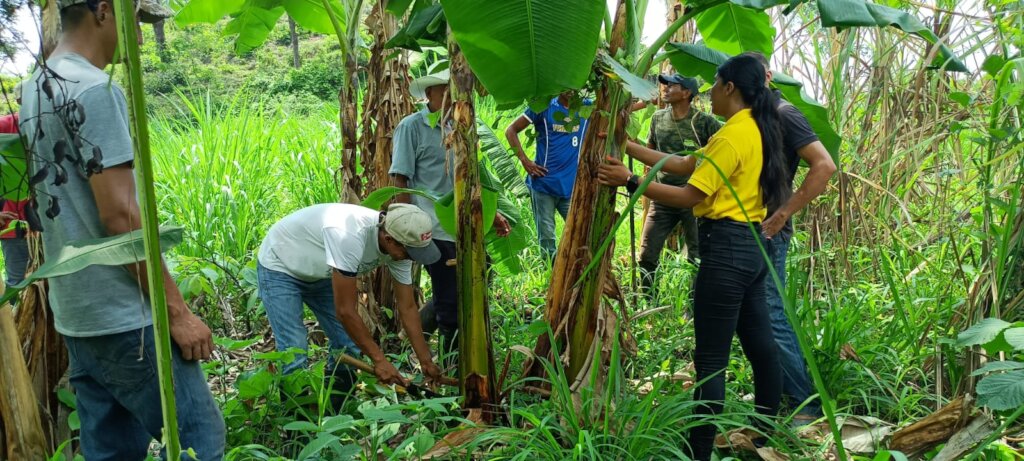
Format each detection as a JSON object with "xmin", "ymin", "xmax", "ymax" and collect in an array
[
  {"xmin": 688, "ymin": 219, "xmax": 781, "ymax": 460},
  {"xmin": 422, "ymin": 239, "xmax": 459, "ymax": 333}
]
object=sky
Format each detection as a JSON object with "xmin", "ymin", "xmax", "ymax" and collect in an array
[{"xmin": 2, "ymin": 6, "xmax": 40, "ymax": 76}]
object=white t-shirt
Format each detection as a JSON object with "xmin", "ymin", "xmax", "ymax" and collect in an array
[{"xmin": 257, "ymin": 204, "xmax": 413, "ymax": 284}]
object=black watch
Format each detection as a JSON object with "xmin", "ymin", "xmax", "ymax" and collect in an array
[{"xmin": 625, "ymin": 174, "xmax": 640, "ymax": 194}]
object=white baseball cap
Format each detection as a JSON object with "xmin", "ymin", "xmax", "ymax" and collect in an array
[{"xmin": 383, "ymin": 203, "xmax": 441, "ymax": 265}]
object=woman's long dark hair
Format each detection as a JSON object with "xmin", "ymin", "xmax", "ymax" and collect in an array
[{"xmin": 715, "ymin": 55, "xmax": 790, "ymax": 214}]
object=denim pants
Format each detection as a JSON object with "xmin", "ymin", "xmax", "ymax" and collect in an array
[
  {"xmin": 64, "ymin": 326, "xmax": 226, "ymax": 460},
  {"xmin": 529, "ymin": 188, "xmax": 570, "ymax": 259},
  {"xmin": 688, "ymin": 219, "xmax": 781, "ymax": 461},
  {"xmin": 1, "ymin": 236, "xmax": 29, "ymax": 287},
  {"xmin": 257, "ymin": 263, "xmax": 358, "ymax": 375},
  {"xmin": 765, "ymin": 230, "xmax": 821, "ymax": 416}
]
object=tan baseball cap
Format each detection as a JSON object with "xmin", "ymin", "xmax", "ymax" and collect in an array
[
  {"xmin": 58, "ymin": 0, "xmax": 174, "ymax": 23},
  {"xmin": 383, "ymin": 203, "xmax": 441, "ymax": 265}
]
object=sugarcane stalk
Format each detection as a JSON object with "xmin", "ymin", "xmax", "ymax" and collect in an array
[{"xmin": 113, "ymin": 0, "xmax": 179, "ymax": 457}]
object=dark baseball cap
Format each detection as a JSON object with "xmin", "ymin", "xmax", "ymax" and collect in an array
[{"xmin": 658, "ymin": 74, "xmax": 701, "ymax": 95}]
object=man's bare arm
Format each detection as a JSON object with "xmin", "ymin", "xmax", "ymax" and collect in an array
[{"xmin": 89, "ymin": 164, "xmax": 212, "ymax": 361}]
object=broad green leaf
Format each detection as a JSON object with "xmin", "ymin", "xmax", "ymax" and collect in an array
[
  {"xmin": 440, "ymin": 0, "xmax": 605, "ymax": 104},
  {"xmin": 816, "ymin": 0, "xmax": 968, "ymax": 72},
  {"xmin": 478, "ymin": 120, "xmax": 528, "ymax": 198},
  {"xmin": 385, "ymin": 0, "xmax": 415, "ymax": 16},
  {"xmin": 295, "ymin": 432, "xmax": 341, "ymax": 460},
  {"xmin": 384, "ymin": 3, "xmax": 446, "ymax": 51},
  {"xmin": 360, "ymin": 186, "xmax": 441, "ymax": 211},
  {"xmin": 971, "ymin": 360, "xmax": 1024, "ymax": 377},
  {"xmin": 663, "ymin": 43, "xmax": 841, "ymax": 157},
  {"xmin": 976, "ymin": 370, "xmax": 1024, "ymax": 411},
  {"xmin": 695, "ymin": 3, "xmax": 775, "ymax": 57},
  {"xmin": 0, "ymin": 226, "xmax": 184, "ymax": 305},
  {"xmin": 599, "ymin": 53, "xmax": 658, "ymax": 101},
  {"xmin": 663, "ymin": 42, "xmax": 729, "ymax": 82},
  {"xmin": 1004, "ymin": 327, "xmax": 1024, "ymax": 351},
  {"xmin": 174, "ymin": 0, "xmax": 246, "ymax": 24},
  {"xmin": 956, "ymin": 317, "xmax": 1012, "ymax": 348},
  {"xmin": 281, "ymin": 0, "xmax": 347, "ymax": 36},
  {"xmin": 982, "ymin": 55, "xmax": 1007, "ymax": 78},
  {"xmin": 224, "ymin": 0, "xmax": 286, "ymax": 55},
  {"xmin": 0, "ymin": 133, "xmax": 28, "ymax": 201}
]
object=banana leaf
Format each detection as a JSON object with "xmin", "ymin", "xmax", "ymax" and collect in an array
[
  {"xmin": 0, "ymin": 226, "xmax": 184, "ymax": 305},
  {"xmin": 0, "ymin": 133, "xmax": 28, "ymax": 201}
]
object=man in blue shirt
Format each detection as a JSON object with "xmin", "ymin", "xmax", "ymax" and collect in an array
[{"xmin": 505, "ymin": 91, "xmax": 590, "ymax": 259}]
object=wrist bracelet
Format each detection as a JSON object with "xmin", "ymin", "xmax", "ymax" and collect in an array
[{"xmin": 626, "ymin": 174, "xmax": 640, "ymax": 194}]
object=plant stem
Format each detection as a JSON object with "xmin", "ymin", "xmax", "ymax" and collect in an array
[{"xmin": 113, "ymin": 0, "xmax": 179, "ymax": 458}]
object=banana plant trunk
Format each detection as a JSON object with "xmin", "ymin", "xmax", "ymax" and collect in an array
[
  {"xmin": 338, "ymin": 51, "xmax": 361, "ymax": 203},
  {"xmin": 448, "ymin": 39, "xmax": 497, "ymax": 414},
  {"xmin": 528, "ymin": 1, "xmax": 631, "ymax": 382},
  {"xmin": 321, "ymin": 0, "xmax": 362, "ymax": 204},
  {"xmin": 358, "ymin": 0, "xmax": 415, "ymax": 339}
]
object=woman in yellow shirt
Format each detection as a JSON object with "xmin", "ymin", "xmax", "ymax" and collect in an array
[{"xmin": 599, "ymin": 54, "xmax": 790, "ymax": 460}]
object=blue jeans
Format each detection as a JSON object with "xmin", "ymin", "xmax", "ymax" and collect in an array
[
  {"xmin": 1, "ymin": 236, "xmax": 29, "ymax": 287},
  {"xmin": 257, "ymin": 263, "xmax": 357, "ymax": 375},
  {"xmin": 65, "ymin": 326, "xmax": 226, "ymax": 460},
  {"xmin": 530, "ymin": 188, "xmax": 570, "ymax": 258},
  {"xmin": 688, "ymin": 219, "xmax": 781, "ymax": 460},
  {"xmin": 766, "ymin": 231, "xmax": 821, "ymax": 417}
]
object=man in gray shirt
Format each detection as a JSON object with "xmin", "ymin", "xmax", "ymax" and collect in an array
[
  {"xmin": 390, "ymin": 70, "xmax": 509, "ymax": 364},
  {"xmin": 19, "ymin": 1, "xmax": 224, "ymax": 458}
]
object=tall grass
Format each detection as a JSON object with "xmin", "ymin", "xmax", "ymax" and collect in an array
[{"xmin": 151, "ymin": 92, "xmax": 340, "ymax": 262}]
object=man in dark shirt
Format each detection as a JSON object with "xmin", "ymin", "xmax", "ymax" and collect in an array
[{"xmin": 742, "ymin": 51, "xmax": 837, "ymax": 422}]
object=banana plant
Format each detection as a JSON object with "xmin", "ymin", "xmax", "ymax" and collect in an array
[{"xmin": 357, "ymin": 0, "xmax": 416, "ymax": 339}]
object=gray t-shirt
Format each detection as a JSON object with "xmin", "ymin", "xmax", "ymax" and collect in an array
[
  {"xmin": 389, "ymin": 109, "xmax": 455, "ymax": 242},
  {"xmin": 18, "ymin": 53, "xmax": 149, "ymax": 337},
  {"xmin": 257, "ymin": 204, "xmax": 412, "ymax": 284}
]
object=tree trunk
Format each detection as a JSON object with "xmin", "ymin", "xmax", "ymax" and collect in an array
[
  {"xmin": 358, "ymin": 0, "xmax": 415, "ymax": 339},
  {"xmin": 289, "ymin": 16, "xmax": 300, "ymax": 69},
  {"xmin": 153, "ymin": 19, "xmax": 167, "ymax": 54},
  {"xmin": 528, "ymin": 0, "xmax": 631, "ymax": 383},
  {"xmin": 448, "ymin": 39, "xmax": 497, "ymax": 416}
]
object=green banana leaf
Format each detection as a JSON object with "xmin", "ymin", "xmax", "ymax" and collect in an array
[
  {"xmin": 439, "ymin": 0, "xmax": 605, "ymax": 105},
  {"xmin": 223, "ymin": 0, "xmax": 286, "ymax": 55},
  {"xmin": 0, "ymin": 133, "xmax": 28, "ymax": 201},
  {"xmin": 384, "ymin": 2, "xmax": 447, "ymax": 51},
  {"xmin": 477, "ymin": 120, "xmax": 528, "ymax": 198},
  {"xmin": 174, "ymin": 0, "xmax": 246, "ymax": 24},
  {"xmin": 600, "ymin": 53, "xmax": 658, "ymax": 102},
  {"xmin": 695, "ymin": 2, "xmax": 776, "ymax": 57},
  {"xmin": 816, "ymin": 0, "xmax": 968, "ymax": 72},
  {"xmin": 0, "ymin": 226, "xmax": 184, "ymax": 305},
  {"xmin": 663, "ymin": 42, "xmax": 841, "ymax": 157},
  {"xmin": 177, "ymin": 0, "xmax": 349, "ymax": 55}
]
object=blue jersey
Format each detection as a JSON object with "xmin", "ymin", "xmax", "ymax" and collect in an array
[{"xmin": 524, "ymin": 98, "xmax": 591, "ymax": 198}]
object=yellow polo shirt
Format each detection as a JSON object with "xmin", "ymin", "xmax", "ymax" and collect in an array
[{"xmin": 687, "ymin": 109, "xmax": 767, "ymax": 222}]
